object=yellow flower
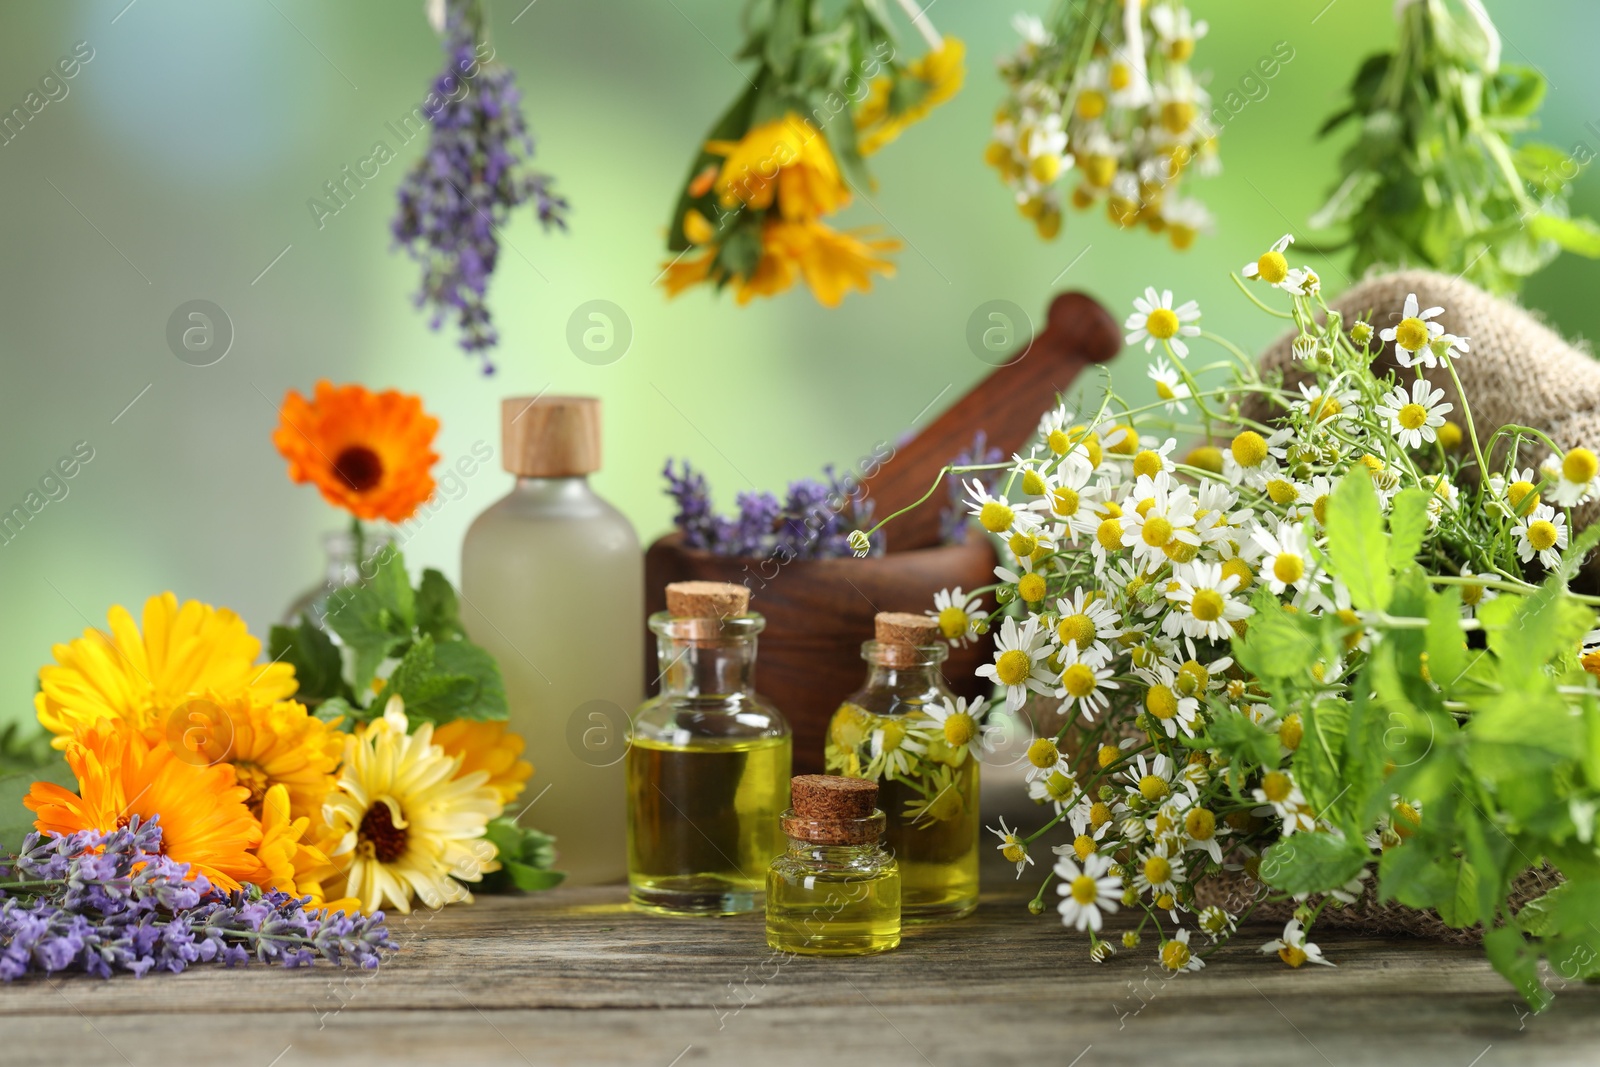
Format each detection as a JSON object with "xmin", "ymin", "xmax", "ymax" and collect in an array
[
  {"xmin": 857, "ymin": 38, "xmax": 966, "ymax": 155},
  {"xmin": 323, "ymin": 697, "xmax": 503, "ymax": 913},
  {"xmin": 254, "ymin": 782, "xmax": 343, "ymax": 907},
  {"xmin": 36, "ymin": 592, "xmax": 297, "ymax": 747},
  {"xmin": 433, "ymin": 719, "xmax": 534, "ymax": 805},
  {"xmin": 765, "ymin": 218, "xmax": 899, "ymax": 307},
  {"xmin": 176, "ymin": 694, "xmax": 346, "ymax": 822},
  {"xmin": 706, "ymin": 114, "xmax": 849, "ymax": 219}
]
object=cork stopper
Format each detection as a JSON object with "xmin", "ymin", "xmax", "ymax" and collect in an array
[
  {"xmin": 782, "ymin": 775, "xmax": 883, "ymax": 845},
  {"xmin": 501, "ymin": 396, "xmax": 601, "ymax": 477},
  {"xmin": 874, "ymin": 611, "xmax": 941, "ymax": 668},
  {"xmin": 666, "ymin": 581, "xmax": 750, "ymax": 619}
]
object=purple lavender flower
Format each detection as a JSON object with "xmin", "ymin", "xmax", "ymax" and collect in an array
[
  {"xmin": 392, "ymin": 0, "xmax": 567, "ymax": 373},
  {"xmin": 0, "ymin": 819, "xmax": 393, "ymax": 981},
  {"xmin": 663, "ymin": 459, "xmax": 881, "ymax": 559}
]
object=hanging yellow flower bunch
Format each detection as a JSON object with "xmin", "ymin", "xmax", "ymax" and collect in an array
[
  {"xmin": 659, "ymin": 0, "xmax": 963, "ymax": 307},
  {"xmin": 989, "ymin": 1, "xmax": 1218, "ymax": 246}
]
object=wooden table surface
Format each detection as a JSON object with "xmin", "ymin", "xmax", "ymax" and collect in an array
[{"xmin": 5, "ymin": 872, "xmax": 1598, "ymax": 1067}]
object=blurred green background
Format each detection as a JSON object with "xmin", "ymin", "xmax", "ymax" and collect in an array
[{"xmin": 1, "ymin": 0, "xmax": 1597, "ymax": 728}]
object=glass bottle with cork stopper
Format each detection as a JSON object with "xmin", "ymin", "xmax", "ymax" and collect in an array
[
  {"xmin": 461, "ymin": 396, "xmax": 643, "ymax": 886},
  {"xmin": 825, "ymin": 611, "xmax": 980, "ymax": 920},
  {"xmin": 766, "ymin": 774, "xmax": 900, "ymax": 956},
  {"xmin": 627, "ymin": 580, "xmax": 791, "ymax": 915}
]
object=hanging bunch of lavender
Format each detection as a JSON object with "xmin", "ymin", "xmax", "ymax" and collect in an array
[
  {"xmin": 393, "ymin": 0, "xmax": 567, "ymax": 373},
  {"xmin": 664, "ymin": 459, "xmax": 881, "ymax": 560},
  {"xmin": 0, "ymin": 819, "xmax": 392, "ymax": 980}
]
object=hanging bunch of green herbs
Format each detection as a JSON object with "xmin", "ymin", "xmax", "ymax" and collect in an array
[{"xmin": 1310, "ymin": 0, "xmax": 1600, "ymax": 294}]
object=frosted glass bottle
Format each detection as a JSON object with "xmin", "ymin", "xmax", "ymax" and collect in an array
[{"xmin": 461, "ymin": 396, "xmax": 643, "ymax": 885}]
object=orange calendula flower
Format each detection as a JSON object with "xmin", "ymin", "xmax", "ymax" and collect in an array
[
  {"xmin": 706, "ymin": 113, "xmax": 850, "ymax": 220},
  {"xmin": 36, "ymin": 592, "xmax": 297, "ymax": 747},
  {"xmin": 765, "ymin": 219, "xmax": 899, "ymax": 307},
  {"xmin": 273, "ymin": 381, "xmax": 440, "ymax": 523},
  {"xmin": 434, "ymin": 719, "xmax": 534, "ymax": 805},
  {"xmin": 26, "ymin": 721, "xmax": 266, "ymax": 891},
  {"xmin": 857, "ymin": 38, "xmax": 967, "ymax": 155},
  {"xmin": 174, "ymin": 694, "xmax": 346, "ymax": 822}
]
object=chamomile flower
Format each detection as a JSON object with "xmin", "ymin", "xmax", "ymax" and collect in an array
[
  {"xmin": 1136, "ymin": 662, "xmax": 1201, "ymax": 738},
  {"xmin": 1514, "ymin": 503, "xmax": 1568, "ymax": 569},
  {"xmin": 1549, "ymin": 446, "xmax": 1599, "ymax": 508},
  {"xmin": 1374, "ymin": 378, "xmax": 1451, "ymax": 450},
  {"xmin": 1149, "ymin": 4, "xmax": 1208, "ymax": 60},
  {"xmin": 1128, "ymin": 437, "xmax": 1180, "ymax": 481},
  {"xmin": 1028, "ymin": 764, "xmax": 1080, "ymax": 812},
  {"xmin": 977, "ymin": 615, "xmax": 1055, "ymax": 710},
  {"xmin": 1158, "ymin": 928, "xmax": 1204, "ymax": 972},
  {"xmin": 1164, "ymin": 560, "xmax": 1253, "ymax": 642},
  {"xmin": 1055, "ymin": 851, "xmax": 1121, "ymax": 931},
  {"xmin": 995, "ymin": 557, "xmax": 1050, "ymax": 606},
  {"xmin": 866, "ymin": 717, "xmax": 931, "ymax": 780},
  {"xmin": 1222, "ymin": 428, "xmax": 1288, "ymax": 489},
  {"xmin": 1055, "ymin": 639, "xmax": 1121, "ymax": 721},
  {"xmin": 1134, "ymin": 840, "xmax": 1187, "ymax": 898},
  {"xmin": 1161, "ymin": 197, "xmax": 1212, "ymax": 249},
  {"xmin": 964, "ymin": 480, "xmax": 1018, "ymax": 535},
  {"xmin": 1379, "ymin": 293, "xmax": 1446, "ymax": 368},
  {"xmin": 1148, "ymin": 356, "xmax": 1191, "ymax": 413},
  {"xmin": 1252, "ymin": 520, "xmax": 1314, "ymax": 595},
  {"xmin": 1261, "ymin": 919, "xmax": 1334, "ymax": 967},
  {"xmin": 1175, "ymin": 797, "xmax": 1225, "ymax": 864},
  {"xmin": 1052, "ymin": 588, "xmax": 1125, "ymax": 663},
  {"xmin": 1489, "ymin": 467, "xmax": 1543, "ymax": 518},
  {"xmin": 1120, "ymin": 479, "xmax": 1201, "ymax": 567},
  {"xmin": 927, "ymin": 587, "xmax": 983, "ymax": 648},
  {"xmin": 1455, "ymin": 569, "xmax": 1499, "ymax": 617},
  {"xmin": 1241, "ymin": 233, "xmax": 1294, "ymax": 287},
  {"xmin": 1281, "ymin": 266, "xmax": 1321, "ymax": 297},
  {"xmin": 1068, "ymin": 793, "xmax": 1117, "ymax": 842},
  {"xmin": 989, "ymin": 816, "xmax": 1035, "ymax": 878},
  {"xmin": 1252, "ymin": 769, "xmax": 1316, "ymax": 834},
  {"xmin": 923, "ymin": 695, "xmax": 988, "ymax": 760},
  {"xmin": 1295, "ymin": 380, "xmax": 1358, "ymax": 426},
  {"xmin": 1124, "ymin": 752, "xmax": 1190, "ymax": 806},
  {"xmin": 1124, "ymin": 287, "xmax": 1202, "ymax": 358}
]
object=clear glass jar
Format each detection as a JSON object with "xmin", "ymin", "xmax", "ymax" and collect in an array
[
  {"xmin": 767, "ymin": 809, "xmax": 900, "ymax": 956},
  {"xmin": 825, "ymin": 640, "xmax": 979, "ymax": 920},
  {"xmin": 282, "ymin": 527, "xmax": 394, "ymax": 632},
  {"xmin": 627, "ymin": 612, "xmax": 791, "ymax": 915}
]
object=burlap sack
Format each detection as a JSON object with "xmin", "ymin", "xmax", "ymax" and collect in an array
[{"xmin": 1238, "ymin": 269, "xmax": 1583, "ymax": 939}]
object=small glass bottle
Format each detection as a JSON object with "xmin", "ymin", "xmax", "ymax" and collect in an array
[
  {"xmin": 461, "ymin": 396, "xmax": 643, "ymax": 886},
  {"xmin": 282, "ymin": 527, "xmax": 394, "ymax": 632},
  {"xmin": 825, "ymin": 612, "xmax": 979, "ymax": 921},
  {"xmin": 767, "ymin": 775, "xmax": 900, "ymax": 956},
  {"xmin": 627, "ymin": 581, "xmax": 791, "ymax": 915}
]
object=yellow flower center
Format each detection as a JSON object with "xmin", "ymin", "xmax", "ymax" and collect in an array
[
  {"xmin": 1273, "ymin": 554, "xmax": 1305, "ymax": 585},
  {"xmin": 1279, "ymin": 712, "xmax": 1303, "ymax": 752},
  {"xmin": 1144, "ymin": 855, "xmax": 1172, "ymax": 885},
  {"xmin": 1266, "ymin": 478, "xmax": 1298, "ymax": 505},
  {"xmin": 1190, "ymin": 589, "xmax": 1224, "ymax": 622},
  {"xmin": 1184, "ymin": 807, "xmax": 1216, "ymax": 840},
  {"xmin": 1071, "ymin": 874, "xmax": 1100, "ymax": 904},
  {"xmin": 943, "ymin": 712, "xmax": 976, "ymax": 748},
  {"xmin": 1185, "ymin": 445, "xmax": 1223, "ymax": 474},
  {"xmin": 938, "ymin": 605, "xmax": 970, "ymax": 639},
  {"xmin": 1279, "ymin": 945, "xmax": 1308, "ymax": 968},
  {"xmin": 1133, "ymin": 449, "xmax": 1164, "ymax": 478},
  {"xmin": 1312, "ymin": 495, "xmax": 1329, "ymax": 525},
  {"xmin": 1177, "ymin": 659, "xmax": 1209, "ymax": 695},
  {"xmin": 1052, "ymin": 485, "xmax": 1080, "ymax": 517},
  {"xmin": 1231, "ymin": 431, "xmax": 1268, "ymax": 468},
  {"xmin": 1136, "ymin": 497, "xmax": 1156, "ymax": 517},
  {"xmin": 1255, "ymin": 250, "xmax": 1288, "ymax": 284},
  {"xmin": 1260, "ymin": 771, "xmax": 1292, "ymax": 804},
  {"xmin": 1397, "ymin": 403, "xmax": 1428, "ymax": 431},
  {"xmin": 1077, "ymin": 89, "xmax": 1107, "ymax": 120},
  {"xmin": 1394, "ymin": 801, "xmax": 1421, "ymax": 839},
  {"xmin": 1058, "ymin": 614, "xmax": 1096, "ymax": 650},
  {"xmin": 878, "ymin": 720, "xmax": 907, "ymax": 752},
  {"xmin": 1163, "ymin": 540, "xmax": 1199, "ymax": 563},
  {"xmin": 1021, "ymin": 470, "xmax": 1047, "ymax": 496},
  {"xmin": 1047, "ymin": 428, "xmax": 1071, "ymax": 455},
  {"xmin": 1460, "ymin": 583, "xmax": 1483, "ymax": 606},
  {"xmin": 1438, "ymin": 420, "xmax": 1463, "ymax": 449},
  {"xmin": 1145, "ymin": 307, "xmax": 1180, "ymax": 340},
  {"xmin": 1097, "ymin": 744, "xmax": 1120, "ymax": 769},
  {"xmin": 1138, "ymin": 774, "xmax": 1169, "ymax": 802},
  {"xmin": 1310, "ymin": 396, "xmax": 1343, "ymax": 422},
  {"xmin": 1045, "ymin": 770, "xmax": 1076, "ymax": 801},
  {"xmin": 1090, "ymin": 801, "xmax": 1112, "ymax": 827},
  {"xmin": 1142, "ymin": 515, "xmax": 1174, "ymax": 547},
  {"xmin": 1161, "ymin": 939, "xmax": 1192, "ymax": 970},
  {"xmin": 1009, "ymin": 531, "xmax": 1038, "ymax": 557},
  {"xmin": 1061, "ymin": 662, "xmax": 1099, "ymax": 699},
  {"xmin": 1394, "ymin": 317, "xmax": 1430, "ymax": 351},
  {"xmin": 1074, "ymin": 834, "xmax": 1096, "ymax": 860},
  {"xmin": 1565, "ymin": 447, "xmax": 1599, "ymax": 485},
  {"xmin": 1221, "ymin": 558, "xmax": 1253, "ymax": 590},
  {"xmin": 1584, "ymin": 649, "xmax": 1600, "ymax": 678},
  {"xmin": 1159, "ymin": 100, "xmax": 1196, "ymax": 134},
  {"xmin": 1146, "ymin": 684, "xmax": 1179, "ymax": 720},
  {"xmin": 1155, "ymin": 380, "xmax": 1177, "ymax": 401},
  {"xmin": 1018, "ymin": 573, "xmax": 1048, "ymax": 602},
  {"xmin": 979, "ymin": 501, "xmax": 1014, "ymax": 533},
  {"xmin": 1528, "ymin": 519, "xmax": 1559, "ymax": 552},
  {"xmin": 1082, "ymin": 154, "xmax": 1117, "ymax": 188},
  {"xmin": 996, "ymin": 649, "xmax": 1033, "ymax": 687},
  {"xmin": 1508, "ymin": 481, "xmax": 1539, "ymax": 515},
  {"xmin": 1108, "ymin": 426, "xmax": 1139, "ymax": 455},
  {"xmin": 1029, "ymin": 154, "xmax": 1062, "ymax": 184},
  {"xmin": 1096, "ymin": 518, "xmax": 1124, "ymax": 552},
  {"xmin": 1027, "ymin": 737, "xmax": 1060, "ymax": 768},
  {"xmin": 1003, "ymin": 842, "xmax": 1027, "ymax": 864},
  {"xmin": 1109, "ymin": 62, "xmax": 1132, "ymax": 90}
]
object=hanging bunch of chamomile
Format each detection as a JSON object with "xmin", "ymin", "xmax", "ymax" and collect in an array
[
  {"xmin": 1309, "ymin": 0, "xmax": 1600, "ymax": 295},
  {"xmin": 659, "ymin": 0, "xmax": 963, "ymax": 307},
  {"xmin": 990, "ymin": 1, "xmax": 1217, "ymax": 246}
]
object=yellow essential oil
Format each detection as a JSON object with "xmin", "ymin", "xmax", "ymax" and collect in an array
[
  {"xmin": 825, "ymin": 613, "xmax": 980, "ymax": 921},
  {"xmin": 627, "ymin": 734, "xmax": 791, "ymax": 915},
  {"xmin": 767, "ymin": 775, "xmax": 900, "ymax": 956},
  {"xmin": 627, "ymin": 581, "xmax": 791, "ymax": 916}
]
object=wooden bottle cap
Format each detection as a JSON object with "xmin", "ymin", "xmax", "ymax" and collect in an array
[
  {"xmin": 784, "ymin": 775, "xmax": 882, "ymax": 845},
  {"xmin": 875, "ymin": 612, "xmax": 941, "ymax": 646},
  {"xmin": 501, "ymin": 396, "xmax": 601, "ymax": 477},
  {"xmin": 665, "ymin": 581, "xmax": 750, "ymax": 619}
]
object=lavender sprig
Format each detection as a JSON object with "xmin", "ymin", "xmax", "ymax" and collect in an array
[
  {"xmin": 392, "ymin": 0, "xmax": 567, "ymax": 372},
  {"xmin": 0, "ymin": 819, "xmax": 392, "ymax": 981},
  {"xmin": 663, "ymin": 459, "xmax": 881, "ymax": 560}
]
